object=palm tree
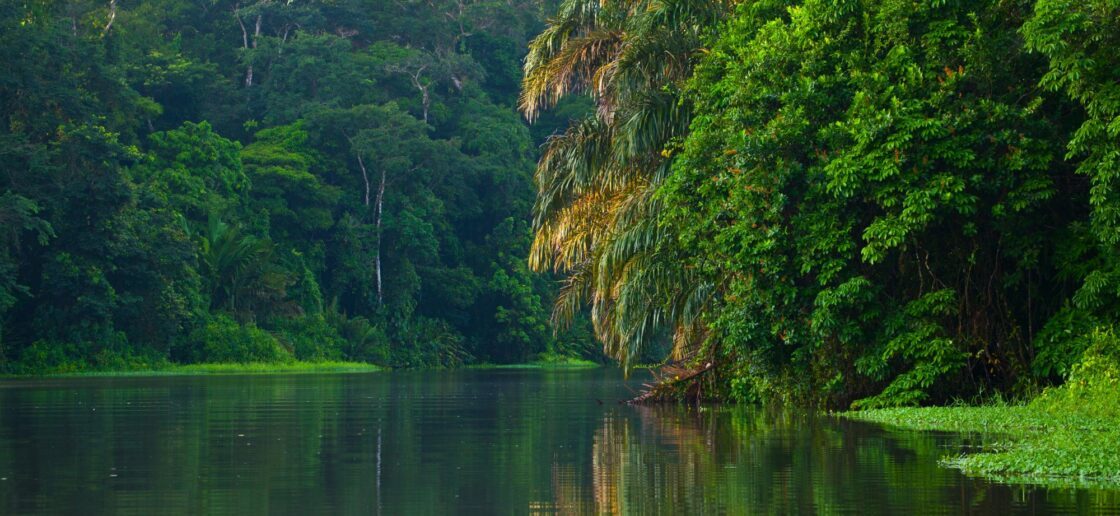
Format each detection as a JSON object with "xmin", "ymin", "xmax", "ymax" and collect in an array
[
  {"xmin": 522, "ymin": 0, "xmax": 725, "ymax": 368},
  {"xmin": 200, "ymin": 215, "xmax": 294, "ymax": 319}
]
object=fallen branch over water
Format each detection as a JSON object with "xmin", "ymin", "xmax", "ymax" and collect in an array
[{"xmin": 629, "ymin": 361, "xmax": 715, "ymax": 404}]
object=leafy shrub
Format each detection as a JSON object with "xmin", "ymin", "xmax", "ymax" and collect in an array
[
  {"xmin": 5, "ymin": 337, "xmax": 169, "ymax": 374},
  {"xmin": 1032, "ymin": 306, "xmax": 1098, "ymax": 380},
  {"xmin": 393, "ymin": 317, "xmax": 470, "ymax": 368},
  {"xmin": 286, "ymin": 263, "xmax": 325, "ymax": 316},
  {"xmin": 323, "ymin": 306, "xmax": 390, "ymax": 364},
  {"xmin": 852, "ymin": 291, "xmax": 968, "ymax": 409},
  {"xmin": 1033, "ymin": 328, "xmax": 1120, "ymax": 420},
  {"xmin": 271, "ymin": 314, "xmax": 344, "ymax": 362},
  {"xmin": 549, "ymin": 315, "xmax": 602, "ymax": 361},
  {"xmin": 9, "ymin": 341, "xmax": 89, "ymax": 374},
  {"xmin": 189, "ymin": 315, "xmax": 291, "ymax": 363},
  {"xmin": 90, "ymin": 346, "xmax": 168, "ymax": 371}
]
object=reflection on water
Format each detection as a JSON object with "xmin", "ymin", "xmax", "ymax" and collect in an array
[
  {"xmin": 578, "ymin": 407, "xmax": 1120, "ymax": 515},
  {"xmin": 0, "ymin": 369, "xmax": 1118, "ymax": 514}
]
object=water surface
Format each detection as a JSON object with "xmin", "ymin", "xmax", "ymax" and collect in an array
[{"xmin": 1, "ymin": 369, "xmax": 1118, "ymax": 514}]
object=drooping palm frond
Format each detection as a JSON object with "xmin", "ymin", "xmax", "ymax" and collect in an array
[
  {"xmin": 612, "ymin": 90, "xmax": 690, "ymax": 164},
  {"xmin": 521, "ymin": 0, "xmax": 631, "ymax": 120},
  {"xmin": 521, "ymin": 30, "xmax": 625, "ymax": 121},
  {"xmin": 522, "ymin": 0, "xmax": 728, "ymax": 368},
  {"xmin": 532, "ymin": 190, "xmax": 610, "ymax": 271},
  {"xmin": 532, "ymin": 117, "xmax": 615, "ymax": 228}
]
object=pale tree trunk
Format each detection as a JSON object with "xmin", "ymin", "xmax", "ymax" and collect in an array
[
  {"xmin": 236, "ymin": 7, "xmax": 262, "ymax": 87},
  {"xmin": 386, "ymin": 62, "xmax": 432, "ymax": 123},
  {"xmin": 102, "ymin": 0, "xmax": 117, "ymax": 36},
  {"xmin": 408, "ymin": 66, "xmax": 430, "ymax": 124},
  {"xmin": 247, "ymin": 14, "xmax": 261, "ymax": 86},
  {"xmin": 354, "ymin": 153, "xmax": 384, "ymax": 307},
  {"xmin": 356, "ymin": 155, "xmax": 371, "ymax": 207},
  {"xmin": 236, "ymin": 9, "xmax": 250, "ymax": 84},
  {"xmin": 279, "ymin": 24, "xmax": 292, "ymax": 55},
  {"xmin": 374, "ymin": 166, "xmax": 387, "ymax": 307},
  {"xmin": 237, "ymin": 8, "xmax": 249, "ymax": 48}
]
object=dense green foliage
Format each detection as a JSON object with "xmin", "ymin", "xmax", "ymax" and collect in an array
[
  {"xmin": 670, "ymin": 0, "xmax": 1079, "ymax": 407},
  {"xmin": 526, "ymin": 0, "xmax": 1120, "ymax": 407},
  {"xmin": 0, "ymin": 0, "xmax": 598, "ymax": 372}
]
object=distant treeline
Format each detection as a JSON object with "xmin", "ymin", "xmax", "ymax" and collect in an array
[
  {"xmin": 524, "ymin": 0, "xmax": 1120, "ymax": 407},
  {"xmin": 0, "ymin": 0, "xmax": 598, "ymax": 373}
]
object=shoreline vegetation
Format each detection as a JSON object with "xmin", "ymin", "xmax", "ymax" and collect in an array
[
  {"xmin": 845, "ymin": 405, "xmax": 1120, "ymax": 489},
  {"xmin": 0, "ymin": 352, "xmax": 604, "ymax": 378},
  {"xmin": 467, "ymin": 353, "xmax": 601, "ymax": 369},
  {"xmin": 0, "ymin": 360, "xmax": 383, "ymax": 378},
  {"xmin": 844, "ymin": 330, "xmax": 1120, "ymax": 487}
]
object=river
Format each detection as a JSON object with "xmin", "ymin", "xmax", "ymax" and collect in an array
[{"xmin": 1, "ymin": 368, "xmax": 1118, "ymax": 514}]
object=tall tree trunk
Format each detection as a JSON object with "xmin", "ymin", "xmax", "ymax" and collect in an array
[
  {"xmin": 237, "ymin": 7, "xmax": 249, "ymax": 48},
  {"xmin": 247, "ymin": 14, "xmax": 261, "ymax": 86},
  {"xmin": 408, "ymin": 66, "xmax": 430, "ymax": 124},
  {"xmin": 356, "ymin": 155, "xmax": 371, "ymax": 207},
  {"xmin": 236, "ymin": 8, "xmax": 261, "ymax": 87},
  {"xmin": 374, "ymin": 166, "xmax": 387, "ymax": 307},
  {"xmin": 355, "ymin": 153, "xmax": 384, "ymax": 307},
  {"xmin": 236, "ymin": 9, "xmax": 251, "ymax": 86}
]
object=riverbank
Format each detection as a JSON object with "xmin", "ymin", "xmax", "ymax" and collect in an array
[
  {"xmin": 845, "ymin": 404, "xmax": 1120, "ymax": 488},
  {"xmin": 468, "ymin": 353, "xmax": 601, "ymax": 369},
  {"xmin": 1, "ymin": 360, "xmax": 383, "ymax": 378},
  {"xmin": 844, "ymin": 333, "xmax": 1120, "ymax": 488},
  {"xmin": 1, "ymin": 355, "xmax": 603, "ymax": 378}
]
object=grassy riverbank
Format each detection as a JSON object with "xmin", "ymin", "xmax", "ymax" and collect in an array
[
  {"xmin": 1, "ymin": 354, "xmax": 602, "ymax": 378},
  {"xmin": 845, "ymin": 330, "xmax": 1120, "ymax": 487},
  {"xmin": 847, "ymin": 405, "xmax": 1120, "ymax": 487},
  {"xmin": 468, "ymin": 353, "xmax": 601, "ymax": 370},
  {"xmin": 2, "ymin": 361, "xmax": 383, "ymax": 378}
]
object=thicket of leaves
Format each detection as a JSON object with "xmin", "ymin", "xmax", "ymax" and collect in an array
[
  {"xmin": 527, "ymin": 0, "xmax": 1120, "ymax": 407},
  {"xmin": 0, "ymin": 0, "xmax": 597, "ymax": 371}
]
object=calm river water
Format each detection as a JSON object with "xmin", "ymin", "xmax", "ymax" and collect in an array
[{"xmin": 1, "ymin": 368, "xmax": 1118, "ymax": 514}]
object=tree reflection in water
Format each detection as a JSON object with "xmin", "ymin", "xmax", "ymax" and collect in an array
[{"xmin": 541, "ymin": 405, "xmax": 1120, "ymax": 515}]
